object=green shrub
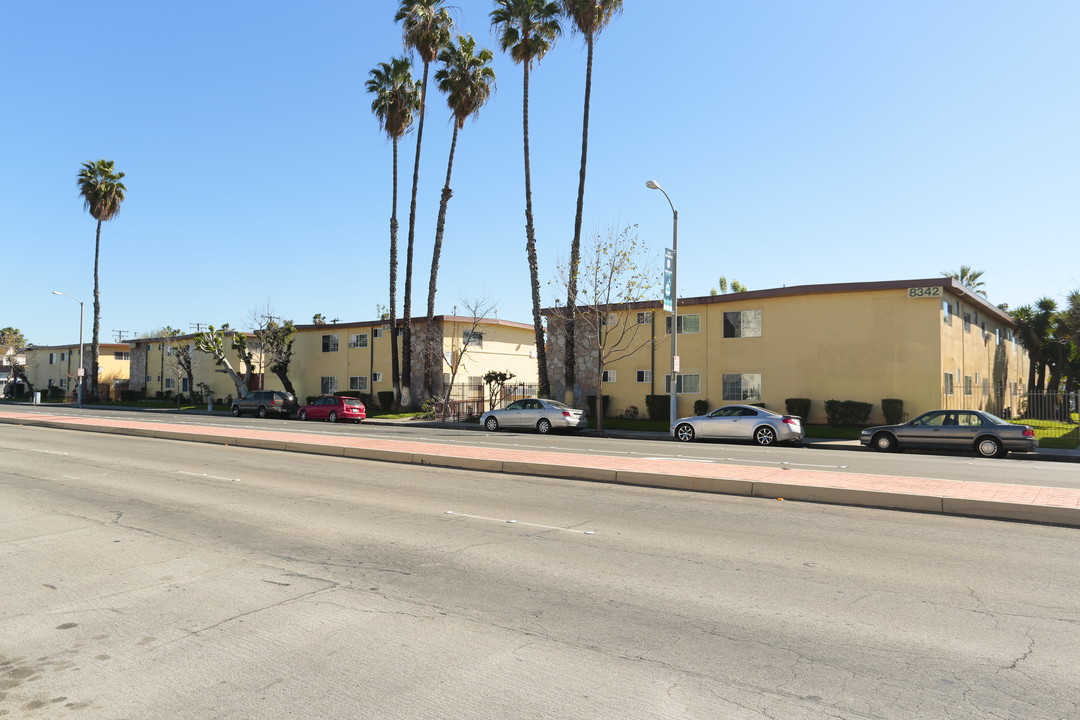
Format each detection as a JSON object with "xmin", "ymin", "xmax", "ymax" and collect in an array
[
  {"xmin": 377, "ymin": 391, "xmax": 395, "ymax": 411},
  {"xmin": 785, "ymin": 398, "xmax": 811, "ymax": 419},
  {"xmin": 824, "ymin": 400, "xmax": 873, "ymax": 426},
  {"xmin": 881, "ymin": 398, "xmax": 904, "ymax": 425},
  {"xmin": 693, "ymin": 399, "xmax": 709, "ymax": 416},
  {"xmin": 645, "ymin": 394, "xmax": 670, "ymax": 422},
  {"xmin": 585, "ymin": 394, "xmax": 610, "ymax": 417},
  {"xmin": 120, "ymin": 389, "xmax": 143, "ymax": 402},
  {"xmin": 47, "ymin": 386, "xmax": 65, "ymax": 399}
]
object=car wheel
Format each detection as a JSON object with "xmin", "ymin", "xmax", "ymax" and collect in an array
[
  {"xmin": 484, "ymin": 416, "xmax": 499, "ymax": 432},
  {"xmin": 871, "ymin": 432, "xmax": 898, "ymax": 452},
  {"xmin": 675, "ymin": 423, "xmax": 695, "ymax": 442},
  {"xmin": 231, "ymin": 405, "xmax": 242, "ymax": 417},
  {"xmin": 298, "ymin": 410, "xmax": 308, "ymax": 421},
  {"xmin": 537, "ymin": 418, "xmax": 552, "ymax": 434},
  {"xmin": 258, "ymin": 406, "xmax": 268, "ymax": 419},
  {"xmin": 754, "ymin": 426, "xmax": 777, "ymax": 446},
  {"xmin": 328, "ymin": 411, "xmax": 338, "ymax": 423},
  {"xmin": 975, "ymin": 436, "xmax": 1005, "ymax": 458}
]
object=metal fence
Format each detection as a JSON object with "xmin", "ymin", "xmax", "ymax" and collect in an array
[
  {"xmin": 942, "ymin": 386, "xmax": 1079, "ymax": 434},
  {"xmin": 434, "ymin": 382, "xmax": 539, "ymax": 420}
]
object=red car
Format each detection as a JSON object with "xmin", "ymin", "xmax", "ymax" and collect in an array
[{"xmin": 297, "ymin": 395, "xmax": 367, "ymax": 423}]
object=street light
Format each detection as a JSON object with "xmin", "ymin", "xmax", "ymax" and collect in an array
[
  {"xmin": 51, "ymin": 291, "xmax": 84, "ymax": 407},
  {"xmin": 645, "ymin": 180, "xmax": 679, "ymax": 424}
]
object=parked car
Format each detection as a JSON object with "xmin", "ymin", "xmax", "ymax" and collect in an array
[
  {"xmin": 860, "ymin": 409, "xmax": 1037, "ymax": 458},
  {"xmin": 231, "ymin": 390, "xmax": 299, "ymax": 419},
  {"xmin": 480, "ymin": 398, "xmax": 586, "ymax": 434},
  {"xmin": 671, "ymin": 404, "xmax": 804, "ymax": 445},
  {"xmin": 298, "ymin": 395, "xmax": 367, "ymax": 424}
]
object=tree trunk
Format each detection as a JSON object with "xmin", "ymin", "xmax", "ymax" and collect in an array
[
  {"xmin": 522, "ymin": 62, "xmax": 550, "ymax": 399},
  {"xmin": 402, "ymin": 60, "xmax": 432, "ymax": 409},
  {"xmin": 425, "ymin": 124, "xmax": 460, "ymax": 398},
  {"xmin": 390, "ymin": 137, "xmax": 402, "ymax": 410},
  {"xmin": 273, "ymin": 368, "xmax": 296, "ymax": 398},
  {"xmin": 90, "ymin": 219, "xmax": 102, "ymax": 402},
  {"xmin": 565, "ymin": 33, "xmax": 595, "ymax": 403}
]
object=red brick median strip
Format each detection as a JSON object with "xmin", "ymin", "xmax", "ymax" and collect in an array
[{"xmin": 3, "ymin": 412, "xmax": 1078, "ymax": 527}]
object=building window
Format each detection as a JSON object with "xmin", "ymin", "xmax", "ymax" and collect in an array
[
  {"xmin": 182, "ymin": 378, "xmax": 190, "ymax": 393},
  {"xmin": 963, "ymin": 313, "xmax": 971, "ymax": 333},
  {"xmin": 665, "ymin": 313, "xmax": 701, "ymax": 334},
  {"xmin": 59, "ymin": 379, "xmax": 67, "ymax": 389},
  {"xmin": 322, "ymin": 335, "xmax": 339, "ymax": 352},
  {"xmin": 463, "ymin": 331, "xmax": 484, "ymax": 347},
  {"xmin": 721, "ymin": 373, "xmax": 761, "ymax": 401},
  {"xmin": 723, "ymin": 310, "xmax": 761, "ymax": 338},
  {"xmin": 942, "ymin": 300, "xmax": 952, "ymax": 325},
  {"xmin": 114, "ymin": 351, "xmax": 130, "ymax": 360},
  {"xmin": 996, "ymin": 328, "xmax": 1002, "ymax": 345},
  {"xmin": 372, "ymin": 372, "xmax": 383, "ymax": 383},
  {"xmin": 636, "ymin": 370, "xmax": 651, "ymax": 383},
  {"xmin": 320, "ymin": 376, "xmax": 339, "ymax": 393},
  {"xmin": 349, "ymin": 334, "xmax": 368, "ymax": 348},
  {"xmin": 48, "ymin": 353, "xmax": 56, "ymax": 364},
  {"xmin": 601, "ymin": 369, "xmax": 616, "ymax": 383},
  {"xmin": 636, "ymin": 312, "xmax": 651, "ymax": 325},
  {"xmin": 60, "ymin": 352, "xmax": 66, "ymax": 361},
  {"xmin": 944, "ymin": 373, "xmax": 955, "ymax": 396},
  {"xmin": 666, "ymin": 374, "xmax": 702, "ymax": 394},
  {"xmin": 164, "ymin": 378, "xmax": 176, "ymax": 390},
  {"xmin": 350, "ymin": 376, "xmax": 368, "ymax": 391},
  {"xmin": 372, "ymin": 327, "xmax": 383, "ymax": 339},
  {"xmin": 964, "ymin": 376, "xmax": 973, "ymax": 396}
]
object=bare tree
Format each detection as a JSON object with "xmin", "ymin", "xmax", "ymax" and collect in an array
[
  {"xmin": 433, "ymin": 295, "xmax": 497, "ymax": 420},
  {"xmin": 554, "ymin": 223, "xmax": 657, "ymax": 433},
  {"xmin": 193, "ymin": 325, "xmax": 256, "ymax": 399},
  {"xmin": 160, "ymin": 326, "xmax": 195, "ymax": 404}
]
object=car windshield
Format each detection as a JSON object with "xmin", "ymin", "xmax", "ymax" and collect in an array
[
  {"xmin": 981, "ymin": 412, "xmax": 1010, "ymax": 425},
  {"xmin": 545, "ymin": 400, "xmax": 574, "ymax": 410}
]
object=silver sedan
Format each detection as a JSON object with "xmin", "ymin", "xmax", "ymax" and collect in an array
[
  {"xmin": 480, "ymin": 398, "xmax": 587, "ymax": 434},
  {"xmin": 860, "ymin": 409, "xmax": 1037, "ymax": 458},
  {"xmin": 671, "ymin": 405, "xmax": 804, "ymax": 445}
]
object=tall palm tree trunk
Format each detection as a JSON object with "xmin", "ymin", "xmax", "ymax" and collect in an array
[
  {"xmin": 389, "ymin": 138, "xmax": 402, "ymax": 409},
  {"xmin": 403, "ymin": 60, "xmax": 432, "ymax": 408},
  {"xmin": 522, "ymin": 61, "xmax": 550, "ymax": 399},
  {"xmin": 90, "ymin": 219, "xmax": 102, "ymax": 402},
  {"xmin": 564, "ymin": 33, "xmax": 595, "ymax": 402},
  {"xmin": 425, "ymin": 124, "xmax": 460, "ymax": 398}
]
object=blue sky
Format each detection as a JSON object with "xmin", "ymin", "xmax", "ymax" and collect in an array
[{"xmin": 4, "ymin": 1, "xmax": 1078, "ymax": 346}]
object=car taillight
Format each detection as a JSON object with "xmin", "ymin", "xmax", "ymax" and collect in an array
[
  {"xmin": 269, "ymin": 397, "xmax": 277, "ymax": 405},
  {"xmin": 562, "ymin": 411, "xmax": 571, "ymax": 417},
  {"xmin": 1023, "ymin": 428, "xmax": 1035, "ymax": 438},
  {"xmin": 782, "ymin": 416, "xmax": 797, "ymax": 425}
]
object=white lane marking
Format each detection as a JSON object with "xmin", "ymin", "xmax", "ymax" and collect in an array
[
  {"xmin": 21, "ymin": 448, "xmax": 70, "ymax": 455},
  {"xmin": 444, "ymin": 511, "xmax": 596, "ymax": 535},
  {"xmin": 177, "ymin": 471, "xmax": 241, "ymax": 482}
]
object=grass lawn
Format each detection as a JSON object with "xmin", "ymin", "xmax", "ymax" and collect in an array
[{"xmin": 1020, "ymin": 417, "xmax": 1079, "ymax": 449}]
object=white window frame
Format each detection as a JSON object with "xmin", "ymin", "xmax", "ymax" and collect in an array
[
  {"xmin": 665, "ymin": 313, "xmax": 701, "ymax": 335},
  {"xmin": 601, "ymin": 369, "xmax": 616, "ymax": 383},
  {"xmin": 320, "ymin": 376, "xmax": 339, "ymax": 394},
  {"xmin": 723, "ymin": 310, "xmax": 762, "ymax": 338},
  {"xmin": 944, "ymin": 372, "xmax": 955, "ymax": 396},
  {"xmin": 942, "ymin": 300, "xmax": 952, "ymax": 325},
  {"xmin": 349, "ymin": 376, "xmax": 368, "ymax": 391},
  {"xmin": 372, "ymin": 371, "xmax": 383, "ymax": 383},
  {"xmin": 372, "ymin": 327, "xmax": 384, "ymax": 339},
  {"xmin": 349, "ymin": 333, "xmax": 369, "ymax": 349},
  {"xmin": 636, "ymin": 370, "xmax": 651, "ymax": 383},
  {"xmin": 636, "ymin": 312, "xmax": 651, "ymax": 325},
  {"xmin": 322, "ymin": 335, "xmax": 339, "ymax": 352},
  {"xmin": 463, "ymin": 331, "xmax": 484, "ymax": 347},
  {"xmin": 665, "ymin": 374, "xmax": 702, "ymax": 394},
  {"xmin": 721, "ymin": 373, "xmax": 760, "ymax": 401},
  {"xmin": 164, "ymin": 377, "xmax": 176, "ymax": 390}
]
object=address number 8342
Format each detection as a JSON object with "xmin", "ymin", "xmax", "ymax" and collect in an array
[{"xmin": 907, "ymin": 286, "xmax": 942, "ymax": 298}]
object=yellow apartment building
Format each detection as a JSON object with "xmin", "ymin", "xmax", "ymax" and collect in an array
[
  {"xmin": 128, "ymin": 333, "xmax": 263, "ymax": 402},
  {"xmin": 544, "ymin": 278, "xmax": 1030, "ymax": 425},
  {"xmin": 290, "ymin": 316, "xmax": 538, "ymax": 407},
  {"xmin": 23, "ymin": 343, "xmax": 131, "ymax": 398}
]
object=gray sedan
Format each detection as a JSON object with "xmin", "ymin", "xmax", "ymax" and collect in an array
[
  {"xmin": 860, "ymin": 409, "xmax": 1037, "ymax": 458},
  {"xmin": 671, "ymin": 405, "xmax": 804, "ymax": 445},
  {"xmin": 480, "ymin": 398, "xmax": 587, "ymax": 434}
]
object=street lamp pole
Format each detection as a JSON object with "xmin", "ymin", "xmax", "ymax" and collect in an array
[
  {"xmin": 51, "ymin": 291, "xmax": 84, "ymax": 407},
  {"xmin": 645, "ymin": 180, "xmax": 679, "ymax": 424}
]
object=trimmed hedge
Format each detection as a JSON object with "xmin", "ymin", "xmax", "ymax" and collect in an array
[
  {"xmin": 645, "ymin": 394, "xmax": 670, "ymax": 422},
  {"xmin": 785, "ymin": 398, "xmax": 811, "ymax": 419},
  {"xmin": 881, "ymin": 398, "xmax": 904, "ymax": 425},
  {"xmin": 378, "ymin": 391, "xmax": 395, "ymax": 411},
  {"xmin": 825, "ymin": 399, "xmax": 873, "ymax": 427},
  {"xmin": 693, "ymin": 399, "xmax": 709, "ymax": 416},
  {"xmin": 585, "ymin": 394, "xmax": 611, "ymax": 418}
]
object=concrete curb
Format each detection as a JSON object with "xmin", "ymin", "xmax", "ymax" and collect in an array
[{"xmin": 2, "ymin": 414, "xmax": 1077, "ymax": 528}]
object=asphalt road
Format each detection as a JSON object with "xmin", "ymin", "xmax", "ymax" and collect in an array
[
  {"xmin": 6, "ymin": 404, "xmax": 1080, "ymax": 489},
  {"xmin": 2, "ymin": 425, "xmax": 1077, "ymax": 719}
]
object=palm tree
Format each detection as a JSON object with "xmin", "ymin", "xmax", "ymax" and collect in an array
[
  {"xmin": 491, "ymin": 0, "xmax": 561, "ymax": 399},
  {"xmin": 423, "ymin": 34, "xmax": 496, "ymax": 397},
  {"xmin": 559, "ymin": 0, "xmax": 623, "ymax": 403},
  {"xmin": 77, "ymin": 159, "xmax": 127, "ymax": 402},
  {"xmin": 942, "ymin": 266, "xmax": 986, "ymax": 296},
  {"xmin": 367, "ymin": 56, "xmax": 421, "ymax": 410},
  {"xmin": 395, "ymin": 0, "xmax": 453, "ymax": 408}
]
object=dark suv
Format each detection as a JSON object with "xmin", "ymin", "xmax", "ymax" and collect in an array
[{"xmin": 231, "ymin": 390, "xmax": 299, "ymax": 419}]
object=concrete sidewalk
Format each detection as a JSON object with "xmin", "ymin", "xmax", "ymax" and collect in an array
[{"xmin": 2, "ymin": 409, "xmax": 1078, "ymax": 528}]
